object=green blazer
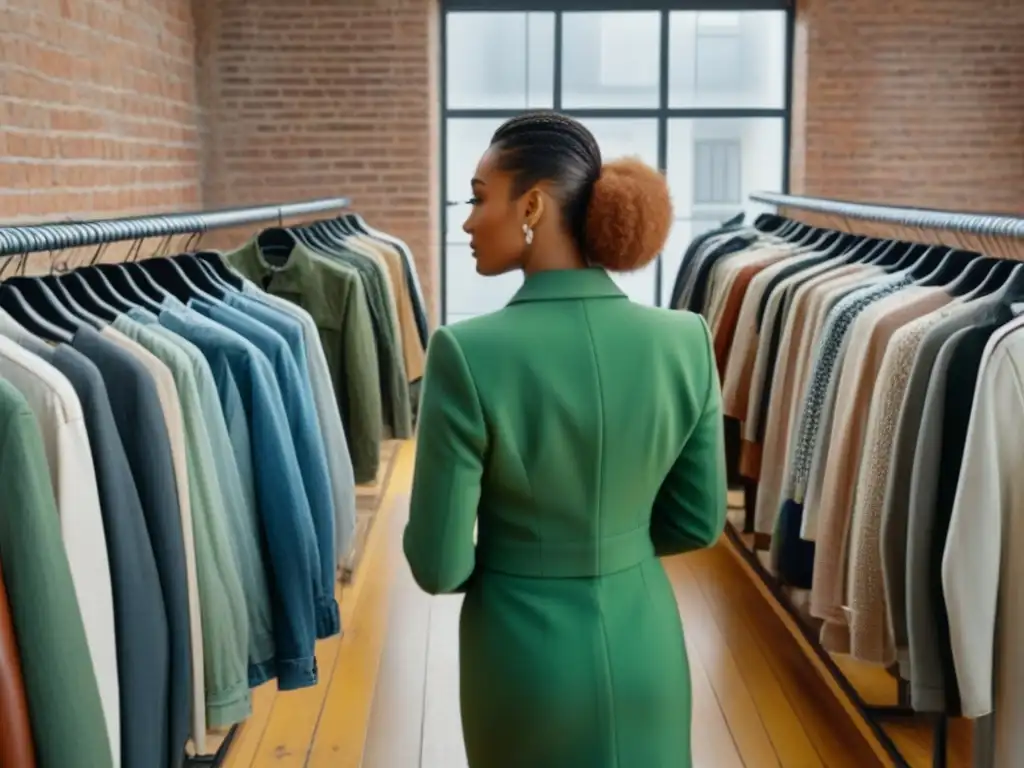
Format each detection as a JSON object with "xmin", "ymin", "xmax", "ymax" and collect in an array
[{"xmin": 404, "ymin": 267, "xmax": 727, "ymax": 768}]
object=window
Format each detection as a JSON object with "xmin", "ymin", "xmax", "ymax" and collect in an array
[{"xmin": 441, "ymin": 2, "xmax": 790, "ymax": 322}]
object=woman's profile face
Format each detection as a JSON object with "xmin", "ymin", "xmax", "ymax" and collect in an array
[{"xmin": 463, "ymin": 147, "xmax": 528, "ymax": 277}]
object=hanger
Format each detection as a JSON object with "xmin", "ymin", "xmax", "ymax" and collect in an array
[
  {"xmin": 65, "ymin": 223, "xmax": 136, "ymax": 313},
  {"xmin": 47, "ymin": 224, "xmax": 125, "ymax": 320},
  {"xmin": 91, "ymin": 229, "xmax": 165, "ymax": 313},
  {"xmin": 118, "ymin": 232, "xmax": 180, "ymax": 303},
  {"xmin": 135, "ymin": 232, "xmax": 212, "ymax": 302},
  {"xmin": 0, "ymin": 246, "xmax": 76, "ymax": 343},
  {"xmin": 256, "ymin": 227, "xmax": 299, "ymax": 267},
  {"xmin": 170, "ymin": 234, "xmax": 227, "ymax": 298},
  {"xmin": 193, "ymin": 252, "xmax": 245, "ymax": 289},
  {"xmin": 915, "ymin": 249, "xmax": 984, "ymax": 288}
]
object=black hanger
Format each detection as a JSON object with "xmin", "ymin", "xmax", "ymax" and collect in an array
[
  {"xmin": 194, "ymin": 252, "xmax": 244, "ymax": 290},
  {"xmin": 0, "ymin": 251, "xmax": 75, "ymax": 343},
  {"xmin": 39, "ymin": 272, "xmax": 110, "ymax": 326},
  {"xmin": 171, "ymin": 253, "xmax": 226, "ymax": 298},
  {"xmin": 914, "ymin": 249, "xmax": 979, "ymax": 286},
  {"xmin": 941, "ymin": 255, "xmax": 1000, "ymax": 296},
  {"xmin": 71, "ymin": 223, "xmax": 141, "ymax": 313},
  {"xmin": 256, "ymin": 227, "xmax": 298, "ymax": 267},
  {"xmin": 135, "ymin": 255, "xmax": 208, "ymax": 302},
  {"xmin": 960, "ymin": 259, "xmax": 1016, "ymax": 300}
]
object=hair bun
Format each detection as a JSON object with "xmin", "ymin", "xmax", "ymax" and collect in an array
[{"xmin": 584, "ymin": 157, "xmax": 673, "ymax": 273}]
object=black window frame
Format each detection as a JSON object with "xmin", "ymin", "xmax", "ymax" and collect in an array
[{"xmin": 439, "ymin": 0, "xmax": 794, "ymax": 323}]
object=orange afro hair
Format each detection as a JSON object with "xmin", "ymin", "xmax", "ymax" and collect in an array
[{"xmin": 584, "ymin": 157, "xmax": 674, "ymax": 273}]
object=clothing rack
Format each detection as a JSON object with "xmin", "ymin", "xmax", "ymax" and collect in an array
[
  {"xmin": 726, "ymin": 191, "xmax": 1024, "ymax": 768},
  {"xmin": 750, "ymin": 191, "xmax": 1024, "ymax": 237},
  {"xmin": 0, "ymin": 195, "xmax": 350, "ymax": 768},
  {"xmin": 0, "ymin": 197, "xmax": 351, "ymax": 256}
]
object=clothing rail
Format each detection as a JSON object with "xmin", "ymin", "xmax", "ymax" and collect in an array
[
  {"xmin": 0, "ymin": 196, "xmax": 350, "ymax": 768},
  {"xmin": 750, "ymin": 191, "xmax": 1024, "ymax": 239},
  {"xmin": 0, "ymin": 197, "xmax": 351, "ymax": 257}
]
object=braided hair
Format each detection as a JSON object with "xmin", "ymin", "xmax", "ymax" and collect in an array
[{"xmin": 490, "ymin": 111, "xmax": 673, "ymax": 273}]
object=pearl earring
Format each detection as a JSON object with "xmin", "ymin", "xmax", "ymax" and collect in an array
[{"xmin": 523, "ymin": 223, "xmax": 534, "ymax": 246}]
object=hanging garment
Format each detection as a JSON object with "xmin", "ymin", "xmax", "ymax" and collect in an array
[
  {"xmin": 158, "ymin": 304, "xmax": 323, "ymax": 692},
  {"xmin": 97, "ymin": 326, "xmax": 209, "ymax": 754},
  {"xmin": 297, "ymin": 234, "xmax": 412, "ymax": 438},
  {"xmin": 71, "ymin": 325, "xmax": 195, "ymax": 766},
  {"xmin": 943, "ymin": 316, "xmax": 1024, "ymax": 767},
  {"xmin": 225, "ymin": 240, "xmax": 383, "ymax": 483},
  {"xmin": 186, "ymin": 298, "xmax": 339, "ymax": 640},
  {"xmin": 35, "ymin": 342, "xmax": 170, "ymax": 768},
  {"xmin": 0, "ymin": 376, "xmax": 113, "ymax": 768},
  {"xmin": 0, "ymin": 560, "xmax": 36, "ymax": 768},
  {"xmin": 0, "ymin": 335, "xmax": 120, "ymax": 766},
  {"xmin": 236, "ymin": 283, "xmax": 358, "ymax": 568},
  {"xmin": 133, "ymin": 312, "xmax": 276, "ymax": 689},
  {"xmin": 111, "ymin": 315, "xmax": 252, "ymax": 728}
]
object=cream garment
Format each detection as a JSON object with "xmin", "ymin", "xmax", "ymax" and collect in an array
[
  {"xmin": 352, "ymin": 234, "xmax": 425, "ymax": 382},
  {"xmin": 845, "ymin": 303, "xmax": 961, "ymax": 665},
  {"xmin": 754, "ymin": 266, "xmax": 873, "ymax": 537},
  {"xmin": 809, "ymin": 288, "xmax": 952, "ymax": 651},
  {"xmin": 773, "ymin": 269, "xmax": 886, "ymax": 536},
  {"xmin": 0, "ymin": 334, "xmax": 121, "ymax": 766},
  {"xmin": 742, "ymin": 253, "xmax": 847, "ymax": 449},
  {"xmin": 942, "ymin": 316, "xmax": 1024, "ymax": 768},
  {"xmin": 100, "ymin": 327, "xmax": 208, "ymax": 754}
]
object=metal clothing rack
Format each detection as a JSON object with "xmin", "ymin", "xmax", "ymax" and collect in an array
[
  {"xmin": 750, "ymin": 190, "xmax": 1024, "ymax": 237},
  {"xmin": 723, "ymin": 191, "xmax": 1022, "ymax": 768},
  {"xmin": 0, "ymin": 196, "xmax": 351, "ymax": 257},
  {"xmin": 0, "ymin": 196, "xmax": 350, "ymax": 768}
]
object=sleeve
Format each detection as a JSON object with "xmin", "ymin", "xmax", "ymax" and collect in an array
[
  {"xmin": 341, "ymin": 278, "xmax": 383, "ymax": 484},
  {"xmin": 404, "ymin": 327, "xmax": 485, "ymax": 595},
  {"xmin": 651, "ymin": 316, "xmax": 728, "ymax": 557},
  {"xmin": 941, "ymin": 348, "xmax": 1024, "ymax": 718}
]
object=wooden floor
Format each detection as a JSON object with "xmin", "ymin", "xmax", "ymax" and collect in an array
[{"xmin": 221, "ymin": 440, "xmax": 920, "ymax": 767}]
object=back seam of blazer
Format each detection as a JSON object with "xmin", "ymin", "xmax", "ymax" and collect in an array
[{"xmin": 582, "ymin": 299, "xmax": 621, "ymax": 767}]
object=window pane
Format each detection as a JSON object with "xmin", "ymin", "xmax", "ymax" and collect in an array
[
  {"xmin": 445, "ymin": 244, "xmax": 524, "ymax": 320},
  {"xmin": 662, "ymin": 117, "xmax": 784, "ymax": 306},
  {"xmin": 445, "ymin": 118, "xmax": 519, "ymax": 320},
  {"xmin": 562, "ymin": 12, "xmax": 661, "ymax": 109},
  {"xmin": 668, "ymin": 11, "xmax": 786, "ymax": 109},
  {"xmin": 575, "ymin": 118, "xmax": 660, "ymax": 306},
  {"xmin": 446, "ymin": 12, "xmax": 555, "ymax": 109}
]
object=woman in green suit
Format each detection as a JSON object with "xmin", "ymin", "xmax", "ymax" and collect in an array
[{"xmin": 404, "ymin": 112, "xmax": 728, "ymax": 767}]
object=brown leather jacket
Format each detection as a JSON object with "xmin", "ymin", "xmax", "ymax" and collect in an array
[{"xmin": 0, "ymin": 565, "xmax": 36, "ymax": 767}]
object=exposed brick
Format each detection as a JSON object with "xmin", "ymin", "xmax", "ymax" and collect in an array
[{"xmin": 790, "ymin": 0, "xmax": 1024, "ymax": 215}]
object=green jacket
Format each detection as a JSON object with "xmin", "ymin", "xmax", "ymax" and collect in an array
[
  {"xmin": 0, "ymin": 378, "xmax": 113, "ymax": 768},
  {"xmin": 404, "ymin": 267, "xmax": 727, "ymax": 767}
]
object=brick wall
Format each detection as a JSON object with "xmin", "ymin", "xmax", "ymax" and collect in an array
[
  {"xmin": 193, "ymin": 0, "xmax": 440, "ymax": 315},
  {"xmin": 0, "ymin": 0, "xmax": 204, "ymax": 222},
  {"xmin": 790, "ymin": 0, "xmax": 1024, "ymax": 215}
]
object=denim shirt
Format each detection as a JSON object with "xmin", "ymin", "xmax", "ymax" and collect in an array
[
  {"xmin": 189, "ymin": 298, "xmax": 340, "ymax": 640},
  {"xmin": 158, "ymin": 304, "xmax": 324, "ymax": 691}
]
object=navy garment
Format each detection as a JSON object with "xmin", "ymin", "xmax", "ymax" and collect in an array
[
  {"xmin": 72, "ymin": 326, "xmax": 190, "ymax": 768},
  {"xmin": 190, "ymin": 298, "xmax": 340, "ymax": 640},
  {"xmin": 158, "ymin": 306, "xmax": 323, "ymax": 691}
]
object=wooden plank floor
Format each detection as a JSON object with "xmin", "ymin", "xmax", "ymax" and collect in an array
[{"xmin": 222, "ymin": 441, "xmax": 904, "ymax": 767}]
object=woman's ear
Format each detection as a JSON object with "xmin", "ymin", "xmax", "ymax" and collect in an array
[{"xmin": 523, "ymin": 188, "xmax": 545, "ymax": 229}]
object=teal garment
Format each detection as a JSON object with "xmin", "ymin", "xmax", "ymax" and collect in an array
[
  {"xmin": 111, "ymin": 317, "xmax": 252, "ymax": 727},
  {"xmin": 131, "ymin": 310, "xmax": 276, "ymax": 687},
  {"xmin": 0, "ymin": 377, "xmax": 114, "ymax": 768},
  {"xmin": 404, "ymin": 269, "xmax": 728, "ymax": 768}
]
